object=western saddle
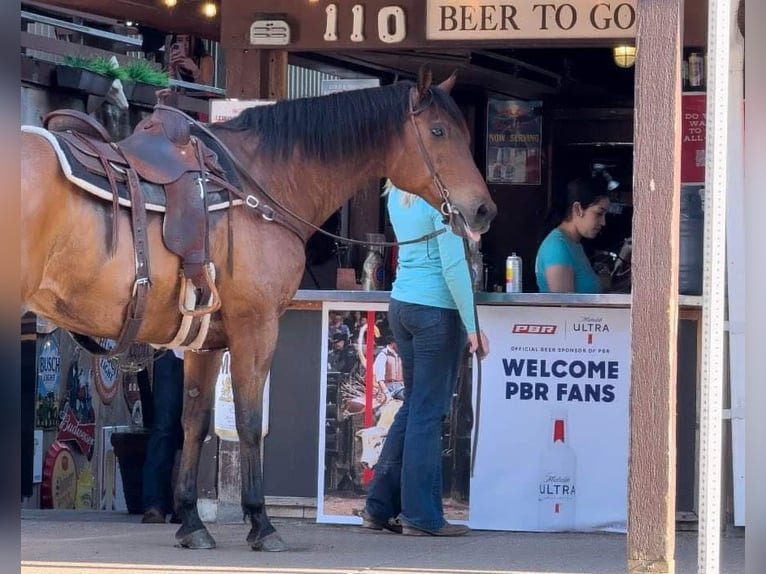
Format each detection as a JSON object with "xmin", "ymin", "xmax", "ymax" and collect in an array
[{"xmin": 44, "ymin": 106, "xmax": 237, "ymax": 357}]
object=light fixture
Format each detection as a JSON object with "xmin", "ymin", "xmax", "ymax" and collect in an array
[
  {"xmin": 202, "ymin": 1, "xmax": 217, "ymax": 18},
  {"xmin": 163, "ymin": 0, "xmax": 178, "ymax": 8},
  {"xmin": 613, "ymin": 45, "xmax": 636, "ymax": 68}
]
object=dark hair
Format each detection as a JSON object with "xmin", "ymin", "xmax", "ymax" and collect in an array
[
  {"xmin": 169, "ymin": 33, "xmax": 209, "ymax": 62},
  {"xmin": 543, "ymin": 177, "xmax": 610, "ymax": 232}
]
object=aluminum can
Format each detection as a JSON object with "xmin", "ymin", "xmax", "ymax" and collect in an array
[
  {"xmin": 505, "ymin": 253, "xmax": 522, "ymax": 293},
  {"xmin": 688, "ymin": 52, "xmax": 704, "ymax": 88}
]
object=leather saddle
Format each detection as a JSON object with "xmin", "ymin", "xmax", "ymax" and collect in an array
[
  {"xmin": 43, "ymin": 106, "xmax": 233, "ymax": 356},
  {"xmin": 46, "ymin": 106, "xmax": 227, "ymax": 281}
]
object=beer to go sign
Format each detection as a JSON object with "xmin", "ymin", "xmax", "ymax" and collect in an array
[
  {"xmin": 426, "ymin": 1, "xmax": 636, "ymax": 40},
  {"xmin": 240, "ymin": 1, "xmax": 636, "ymax": 51}
]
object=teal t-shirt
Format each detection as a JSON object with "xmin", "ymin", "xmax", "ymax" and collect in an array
[
  {"xmin": 387, "ymin": 188, "xmax": 477, "ymax": 333},
  {"xmin": 535, "ymin": 228, "xmax": 602, "ymax": 293}
]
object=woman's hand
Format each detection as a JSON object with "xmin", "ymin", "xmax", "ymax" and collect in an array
[
  {"xmin": 170, "ymin": 53, "xmax": 200, "ymax": 79},
  {"xmin": 467, "ymin": 330, "xmax": 490, "ymax": 360}
]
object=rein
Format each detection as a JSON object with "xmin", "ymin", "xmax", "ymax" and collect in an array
[
  {"xmin": 153, "ymin": 88, "xmax": 460, "ymax": 249},
  {"xmin": 455, "ymin": 212, "xmax": 484, "ymax": 478}
]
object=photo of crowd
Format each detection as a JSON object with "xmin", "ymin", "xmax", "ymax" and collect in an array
[{"xmin": 319, "ymin": 305, "xmax": 471, "ymax": 523}]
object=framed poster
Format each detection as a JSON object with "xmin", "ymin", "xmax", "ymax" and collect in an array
[
  {"xmin": 486, "ymin": 99, "xmax": 542, "ymax": 185},
  {"xmin": 316, "ymin": 302, "xmax": 471, "ymax": 525}
]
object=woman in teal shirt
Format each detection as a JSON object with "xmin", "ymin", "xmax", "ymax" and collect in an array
[{"xmin": 535, "ymin": 177, "xmax": 610, "ymax": 293}]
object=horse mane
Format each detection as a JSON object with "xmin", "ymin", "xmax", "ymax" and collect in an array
[{"xmin": 211, "ymin": 81, "xmax": 465, "ymax": 164}]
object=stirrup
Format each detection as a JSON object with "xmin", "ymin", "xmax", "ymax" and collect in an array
[{"xmin": 178, "ymin": 263, "xmax": 221, "ymax": 317}]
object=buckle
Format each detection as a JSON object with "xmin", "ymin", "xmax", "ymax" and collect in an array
[
  {"xmin": 132, "ymin": 277, "xmax": 150, "ymax": 296},
  {"xmin": 246, "ymin": 195, "xmax": 260, "ymax": 209},
  {"xmin": 261, "ymin": 205, "xmax": 276, "ymax": 222}
]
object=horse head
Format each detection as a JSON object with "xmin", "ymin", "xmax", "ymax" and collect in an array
[{"xmin": 388, "ymin": 66, "xmax": 497, "ymax": 240}]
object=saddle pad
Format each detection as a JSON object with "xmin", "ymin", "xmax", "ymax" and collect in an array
[
  {"xmin": 21, "ymin": 126, "xmax": 243, "ymax": 213},
  {"xmin": 190, "ymin": 123, "xmax": 243, "ymax": 190}
]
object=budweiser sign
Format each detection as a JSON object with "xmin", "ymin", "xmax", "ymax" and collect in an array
[{"xmin": 58, "ymin": 405, "xmax": 96, "ymax": 458}]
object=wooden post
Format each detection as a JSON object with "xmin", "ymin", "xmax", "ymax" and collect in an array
[
  {"xmin": 225, "ymin": 48, "xmax": 287, "ymax": 101},
  {"xmin": 218, "ymin": 2, "xmax": 289, "ymax": 517},
  {"xmin": 627, "ymin": 1, "xmax": 683, "ymax": 572}
]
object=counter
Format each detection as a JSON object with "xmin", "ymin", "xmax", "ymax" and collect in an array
[
  {"xmin": 260, "ymin": 289, "xmax": 702, "ymax": 526},
  {"xmin": 292, "ymin": 289, "xmax": 704, "ymax": 309}
]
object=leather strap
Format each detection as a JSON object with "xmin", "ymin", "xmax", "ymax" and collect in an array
[
  {"xmin": 407, "ymin": 88, "xmax": 456, "ymax": 225},
  {"xmin": 71, "ymin": 131, "xmax": 122, "ymax": 255},
  {"xmin": 107, "ymin": 167, "xmax": 152, "ymax": 358},
  {"xmin": 460, "ymin": 230, "xmax": 484, "ymax": 477}
]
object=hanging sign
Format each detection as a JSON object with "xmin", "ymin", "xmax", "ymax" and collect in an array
[
  {"xmin": 681, "ymin": 93, "xmax": 706, "ymax": 184},
  {"xmin": 426, "ymin": 0, "xmax": 636, "ymax": 40},
  {"xmin": 486, "ymin": 99, "xmax": 542, "ymax": 185}
]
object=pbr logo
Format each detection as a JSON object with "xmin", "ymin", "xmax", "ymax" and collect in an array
[{"xmin": 512, "ymin": 324, "xmax": 557, "ymax": 335}]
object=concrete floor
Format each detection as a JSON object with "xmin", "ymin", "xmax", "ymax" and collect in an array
[{"xmin": 20, "ymin": 509, "xmax": 745, "ymax": 574}]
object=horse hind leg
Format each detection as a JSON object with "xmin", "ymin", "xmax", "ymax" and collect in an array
[
  {"xmin": 229, "ymin": 327, "xmax": 287, "ymax": 552},
  {"xmin": 174, "ymin": 350, "xmax": 220, "ymax": 550}
]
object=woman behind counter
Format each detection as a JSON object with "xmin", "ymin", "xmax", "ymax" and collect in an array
[{"xmin": 535, "ymin": 177, "xmax": 610, "ymax": 293}]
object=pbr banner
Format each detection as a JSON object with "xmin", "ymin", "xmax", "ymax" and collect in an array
[{"xmin": 469, "ymin": 305, "xmax": 631, "ymax": 532}]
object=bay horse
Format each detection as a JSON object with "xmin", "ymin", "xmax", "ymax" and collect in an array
[{"xmin": 20, "ymin": 70, "xmax": 496, "ymax": 551}]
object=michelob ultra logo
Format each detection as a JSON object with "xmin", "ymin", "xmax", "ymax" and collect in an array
[{"xmin": 512, "ymin": 324, "xmax": 557, "ymax": 335}]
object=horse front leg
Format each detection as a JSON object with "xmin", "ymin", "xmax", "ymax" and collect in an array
[
  {"xmin": 229, "ymin": 322, "xmax": 287, "ymax": 552},
  {"xmin": 174, "ymin": 350, "xmax": 221, "ymax": 549}
]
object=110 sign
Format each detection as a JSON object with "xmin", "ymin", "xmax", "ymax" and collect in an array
[{"xmin": 324, "ymin": 4, "xmax": 407, "ymax": 44}]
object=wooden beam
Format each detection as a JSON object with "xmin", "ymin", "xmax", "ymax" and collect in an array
[
  {"xmin": 627, "ymin": 1, "xmax": 683, "ymax": 573},
  {"xmin": 224, "ymin": 48, "xmax": 287, "ymax": 100},
  {"xmin": 33, "ymin": 0, "xmax": 219, "ymax": 40}
]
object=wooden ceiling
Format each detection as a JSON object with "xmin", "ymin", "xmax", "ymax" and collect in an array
[{"xmin": 33, "ymin": 0, "xmax": 220, "ymax": 39}]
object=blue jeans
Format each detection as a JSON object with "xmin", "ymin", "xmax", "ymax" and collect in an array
[
  {"xmin": 142, "ymin": 352, "xmax": 184, "ymax": 513},
  {"xmin": 365, "ymin": 299, "xmax": 466, "ymax": 530}
]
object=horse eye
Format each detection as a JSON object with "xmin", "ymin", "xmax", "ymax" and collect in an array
[{"xmin": 430, "ymin": 127, "xmax": 445, "ymax": 137}]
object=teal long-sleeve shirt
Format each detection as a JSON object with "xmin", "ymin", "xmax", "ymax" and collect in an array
[{"xmin": 387, "ymin": 188, "xmax": 477, "ymax": 334}]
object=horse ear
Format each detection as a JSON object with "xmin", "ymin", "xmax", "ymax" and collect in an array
[
  {"xmin": 416, "ymin": 64, "xmax": 433, "ymax": 101},
  {"xmin": 437, "ymin": 71, "xmax": 458, "ymax": 94}
]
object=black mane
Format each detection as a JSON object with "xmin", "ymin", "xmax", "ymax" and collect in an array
[{"xmin": 212, "ymin": 81, "xmax": 464, "ymax": 164}]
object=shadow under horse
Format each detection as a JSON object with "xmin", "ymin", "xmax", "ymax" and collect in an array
[{"xmin": 20, "ymin": 68, "xmax": 496, "ymax": 551}]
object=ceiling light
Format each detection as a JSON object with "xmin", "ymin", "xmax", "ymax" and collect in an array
[
  {"xmin": 163, "ymin": 0, "xmax": 178, "ymax": 8},
  {"xmin": 613, "ymin": 45, "xmax": 636, "ymax": 68},
  {"xmin": 202, "ymin": 2, "xmax": 218, "ymax": 18}
]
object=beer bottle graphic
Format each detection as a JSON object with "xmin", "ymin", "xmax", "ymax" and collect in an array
[{"xmin": 537, "ymin": 409, "xmax": 577, "ymax": 530}]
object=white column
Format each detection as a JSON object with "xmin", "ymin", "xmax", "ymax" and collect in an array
[{"xmin": 698, "ymin": 0, "xmax": 732, "ymax": 572}]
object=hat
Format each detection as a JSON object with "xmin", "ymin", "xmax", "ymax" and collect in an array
[{"xmin": 332, "ymin": 332, "xmax": 347, "ymax": 342}]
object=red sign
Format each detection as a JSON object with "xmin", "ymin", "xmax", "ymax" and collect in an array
[
  {"xmin": 41, "ymin": 441, "xmax": 77, "ymax": 509},
  {"xmin": 512, "ymin": 324, "xmax": 557, "ymax": 334},
  {"xmin": 681, "ymin": 93, "xmax": 706, "ymax": 183},
  {"xmin": 57, "ymin": 405, "xmax": 96, "ymax": 458}
]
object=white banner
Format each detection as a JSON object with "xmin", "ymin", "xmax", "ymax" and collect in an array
[
  {"xmin": 209, "ymin": 99, "xmax": 274, "ymax": 123},
  {"xmin": 469, "ymin": 305, "xmax": 631, "ymax": 532}
]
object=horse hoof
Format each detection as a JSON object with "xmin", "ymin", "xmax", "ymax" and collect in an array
[
  {"xmin": 251, "ymin": 532, "xmax": 287, "ymax": 552},
  {"xmin": 176, "ymin": 528, "xmax": 216, "ymax": 549}
]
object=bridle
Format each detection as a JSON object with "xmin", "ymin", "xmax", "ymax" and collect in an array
[{"xmin": 406, "ymin": 87, "xmax": 459, "ymax": 229}]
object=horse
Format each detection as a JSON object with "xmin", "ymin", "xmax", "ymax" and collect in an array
[{"xmin": 20, "ymin": 68, "xmax": 496, "ymax": 551}]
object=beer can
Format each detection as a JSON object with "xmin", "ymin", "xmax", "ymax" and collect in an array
[{"xmin": 505, "ymin": 253, "xmax": 522, "ymax": 293}]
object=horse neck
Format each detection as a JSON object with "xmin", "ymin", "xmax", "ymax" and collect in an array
[
  {"xmin": 300, "ymin": 154, "xmax": 387, "ymax": 228},
  {"xmin": 213, "ymin": 129, "xmax": 389, "ymax": 235}
]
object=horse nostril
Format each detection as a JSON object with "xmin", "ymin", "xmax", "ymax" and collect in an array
[{"xmin": 476, "ymin": 202, "xmax": 496, "ymax": 223}]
